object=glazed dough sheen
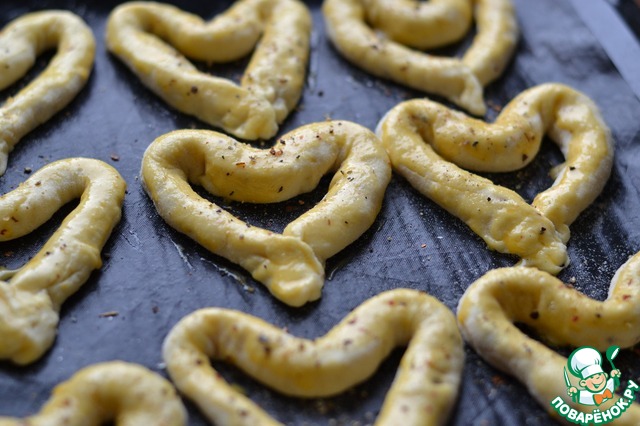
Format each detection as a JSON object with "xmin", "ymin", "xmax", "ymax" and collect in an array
[
  {"xmin": 457, "ymin": 253, "xmax": 640, "ymax": 423},
  {"xmin": 0, "ymin": 11, "xmax": 95, "ymax": 175},
  {"xmin": 106, "ymin": 0, "xmax": 310, "ymax": 140},
  {"xmin": 141, "ymin": 122, "xmax": 391, "ymax": 307},
  {"xmin": 0, "ymin": 159, "xmax": 125, "ymax": 365},
  {"xmin": 0, "ymin": 362, "xmax": 187, "ymax": 425},
  {"xmin": 164, "ymin": 289, "xmax": 464, "ymax": 426},
  {"xmin": 323, "ymin": 0, "xmax": 518, "ymax": 115},
  {"xmin": 378, "ymin": 83, "xmax": 613, "ymax": 274}
]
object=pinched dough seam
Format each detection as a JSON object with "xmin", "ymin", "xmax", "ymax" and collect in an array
[{"xmin": 164, "ymin": 288, "xmax": 464, "ymax": 426}]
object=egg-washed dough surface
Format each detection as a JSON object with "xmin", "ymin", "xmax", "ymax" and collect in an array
[
  {"xmin": 0, "ymin": 361, "xmax": 187, "ymax": 425},
  {"xmin": 141, "ymin": 123, "xmax": 391, "ymax": 307},
  {"xmin": 0, "ymin": 159, "xmax": 126, "ymax": 365},
  {"xmin": 164, "ymin": 289, "xmax": 463, "ymax": 425},
  {"xmin": 377, "ymin": 83, "xmax": 613, "ymax": 276},
  {"xmin": 1, "ymin": 1, "xmax": 639, "ymax": 425},
  {"xmin": 0, "ymin": 10, "xmax": 95, "ymax": 175},
  {"xmin": 106, "ymin": 0, "xmax": 311, "ymax": 140}
]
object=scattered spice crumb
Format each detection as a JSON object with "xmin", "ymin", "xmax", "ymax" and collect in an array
[
  {"xmin": 110, "ymin": 154, "xmax": 120, "ymax": 161},
  {"xmin": 99, "ymin": 311, "xmax": 119, "ymax": 318}
]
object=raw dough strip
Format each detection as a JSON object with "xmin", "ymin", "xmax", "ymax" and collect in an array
[
  {"xmin": 323, "ymin": 0, "xmax": 518, "ymax": 116},
  {"xmin": 364, "ymin": 0, "xmax": 473, "ymax": 51},
  {"xmin": 141, "ymin": 122, "xmax": 391, "ymax": 307},
  {"xmin": 0, "ymin": 159, "xmax": 126, "ymax": 365},
  {"xmin": 377, "ymin": 83, "xmax": 613, "ymax": 274},
  {"xmin": 163, "ymin": 288, "xmax": 464, "ymax": 426},
  {"xmin": 457, "ymin": 253, "xmax": 640, "ymax": 423},
  {"xmin": 106, "ymin": 0, "xmax": 311, "ymax": 140},
  {"xmin": 0, "ymin": 11, "xmax": 95, "ymax": 175},
  {"xmin": 0, "ymin": 361, "xmax": 187, "ymax": 426}
]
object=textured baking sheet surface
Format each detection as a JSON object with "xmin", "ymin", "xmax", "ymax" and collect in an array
[{"xmin": 1, "ymin": 0, "xmax": 640, "ymax": 424}]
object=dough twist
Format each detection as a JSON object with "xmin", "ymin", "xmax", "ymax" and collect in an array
[
  {"xmin": 377, "ymin": 83, "xmax": 613, "ymax": 274},
  {"xmin": 0, "ymin": 11, "xmax": 95, "ymax": 175},
  {"xmin": 141, "ymin": 122, "xmax": 391, "ymax": 307},
  {"xmin": 0, "ymin": 361, "xmax": 187, "ymax": 426},
  {"xmin": 457, "ymin": 253, "xmax": 640, "ymax": 423},
  {"xmin": 106, "ymin": 0, "xmax": 310, "ymax": 140},
  {"xmin": 0, "ymin": 159, "xmax": 125, "ymax": 365},
  {"xmin": 323, "ymin": 0, "xmax": 518, "ymax": 115},
  {"xmin": 163, "ymin": 289, "xmax": 464, "ymax": 425}
]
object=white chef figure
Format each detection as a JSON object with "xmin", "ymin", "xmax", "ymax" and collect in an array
[{"xmin": 566, "ymin": 347, "xmax": 620, "ymax": 406}]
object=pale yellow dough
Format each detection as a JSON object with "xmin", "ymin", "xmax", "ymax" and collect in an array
[
  {"xmin": 163, "ymin": 288, "xmax": 464, "ymax": 426},
  {"xmin": 0, "ymin": 11, "xmax": 95, "ymax": 175},
  {"xmin": 141, "ymin": 122, "xmax": 391, "ymax": 307},
  {"xmin": 323, "ymin": 0, "xmax": 518, "ymax": 115},
  {"xmin": 106, "ymin": 0, "xmax": 310, "ymax": 140},
  {"xmin": 0, "ymin": 159, "xmax": 125, "ymax": 365},
  {"xmin": 457, "ymin": 253, "xmax": 640, "ymax": 423},
  {"xmin": 378, "ymin": 83, "xmax": 613, "ymax": 275},
  {"xmin": 0, "ymin": 361, "xmax": 187, "ymax": 426}
]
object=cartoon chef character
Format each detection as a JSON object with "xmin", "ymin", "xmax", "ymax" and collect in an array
[{"xmin": 566, "ymin": 347, "xmax": 620, "ymax": 406}]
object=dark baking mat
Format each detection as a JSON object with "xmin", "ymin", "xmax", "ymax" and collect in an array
[{"xmin": 1, "ymin": 0, "xmax": 639, "ymax": 424}]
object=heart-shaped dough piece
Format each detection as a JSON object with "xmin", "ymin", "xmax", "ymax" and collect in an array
[
  {"xmin": 0, "ymin": 361, "xmax": 187, "ymax": 425},
  {"xmin": 0, "ymin": 159, "xmax": 125, "ymax": 365},
  {"xmin": 164, "ymin": 289, "xmax": 464, "ymax": 425},
  {"xmin": 141, "ymin": 121, "xmax": 391, "ymax": 307},
  {"xmin": 106, "ymin": 0, "xmax": 311, "ymax": 140},
  {"xmin": 323, "ymin": 0, "xmax": 518, "ymax": 115},
  {"xmin": 377, "ymin": 83, "xmax": 613, "ymax": 274},
  {"xmin": 457, "ymin": 253, "xmax": 640, "ymax": 422},
  {"xmin": 0, "ymin": 11, "xmax": 95, "ymax": 175}
]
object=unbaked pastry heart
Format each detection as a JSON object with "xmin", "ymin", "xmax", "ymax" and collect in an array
[
  {"xmin": 164, "ymin": 289, "xmax": 464, "ymax": 425},
  {"xmin": 0, "ymin": 159, "xmax": 125, "ymax": 364},
  {"xmin": 141, "ymin": 121, "xmax": 391, "ymax": 307},
  {"xmin": 377, "ymin": 83, "xmax": 613, "ymax": 274},
  {"xmin": 0, "ymin": 11, "xmax": 95, "ymax": 175},
  {"xmin": 106, "ymin": 0, "xmax": 311, "ymax": 140},
  {"xmin": 0, "ymin": 361, "xmax": 187, "ymax": 425},
  {"xmin": 457, "ymin": 253, "xmax": 640, "ymax": 422},
  {"xmin": 323, "ymin": 0, "xmax": 518, "ymax": 115}
]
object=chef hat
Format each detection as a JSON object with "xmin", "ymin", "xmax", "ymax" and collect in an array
[{"xmin": 568, "ymin": 347, "xmax": 604, "ymax": 380}]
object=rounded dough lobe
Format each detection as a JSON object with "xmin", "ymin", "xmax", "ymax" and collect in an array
[
  {"xmin": 323, "ymin": 0, "xmax": 518, "ymax": 115},
  {"xmin": 0, "ymin": 362, "xmax": 187, "ymax": 425}
]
